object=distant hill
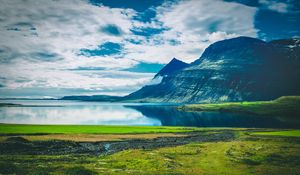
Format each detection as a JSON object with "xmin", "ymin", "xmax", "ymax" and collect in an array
[
  {"xmin": 60, "ymin": 95, "xmax": 122, "ymax": 102},
  {"xmin": 123, "ymin": 36, "xmax": 300, "ymax": 103}
]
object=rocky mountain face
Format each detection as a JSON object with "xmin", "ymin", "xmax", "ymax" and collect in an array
[{"xmin": 124, "ymin": 37, "xmax": 300, "ymax": 103}]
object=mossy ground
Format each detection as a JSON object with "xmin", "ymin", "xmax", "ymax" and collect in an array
[{"xmin": 0, "ymin": 129, "xmax": 299, "ymax": 175}]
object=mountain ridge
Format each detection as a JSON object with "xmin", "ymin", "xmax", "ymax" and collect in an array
[
  {"xmin": 123, "ymin": 36, "xmax": 300, "ymax": 103},
  {"xmin": 60, "ymin": 36, "xmax": 300, "ymax": 103}
]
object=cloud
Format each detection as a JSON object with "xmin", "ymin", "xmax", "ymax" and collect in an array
[
  {"xmin": 30, "ymin": 52, "xmax": 62, "ymax": 61},
  {"xmin": 0, "ymin": 0, "xmax": 259, "ymax": 97},
  {"xmin": 122, "ymin": 0, "xmax": 257, "ymax": 63},
  {"xmin": 259, "ymin": 0, "xmax": 289, "ymax": 13},
  {"xmin": 0, "ymin": 0, "xmax": 135, "ymax": 64},
  {"xmin": 207, "ymin": 31, "xmax": 239, "ymax": 43},
  {"xmin": 0, "ymin": 60, "xmax": 154, "ymax": 96},
  {"xmin": 0, "ymin": 0, "xmax": 146, "ymax": 96}
]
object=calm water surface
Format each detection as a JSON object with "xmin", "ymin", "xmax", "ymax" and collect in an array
[{"xmin": 0, "ymin": 100, "xmax": 298, "ymax": 128}]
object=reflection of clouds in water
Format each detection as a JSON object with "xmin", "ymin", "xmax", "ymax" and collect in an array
[{"xmin": 0, "ymin": 104, "xmax": 162, "ymax": 125}]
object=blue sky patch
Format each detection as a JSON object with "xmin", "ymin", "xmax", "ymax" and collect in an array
[
  {"xmin": 80, "ymin": 42, "xmax": 123, "ymax": 57},
  {"xmin": 100, "ymin": 24, "xmax": 123, "ymax": 36},
  {"xmin": 255, "ymin": 10, "xmax": 300, "ymax": 40},
  {"xmin": 89, "ymin": 0, "xmax": 165, "ymax": 12},
  {"xmin": 123, "ymin": 62, "xmax": 165, "ymax": 73},
  {"xmin": 130, "ymin": 27, "xmax": 167, "ymax": 37},
  {"xmin": 133, "ymin": 8, "xmax": 157, "ymax": 22}
]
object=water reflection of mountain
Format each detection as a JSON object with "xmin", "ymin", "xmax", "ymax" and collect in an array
[{"xmin": 125, "ymin": 105, "xmax": 299, "ymax": 129}]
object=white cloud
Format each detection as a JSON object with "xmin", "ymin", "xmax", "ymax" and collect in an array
[
  {"xmin": 0, "ymin": 0, "xmax": 135, "ymax": 64},
  {"xmin": 0, "ymin": 0, "xmax": 258, "ymax": 97},
  {"xmin": 122, "ymin": 0, "xmax": 257, "ymax": 63},
  {"xmin": 0, "ymin": 0, "xmax": 149, "ymax": 96},
  {"xmin": 207, "ymin": 32, "xmax": 238, "ymax": 43},
  {"xmin": 259, "ymin": 0, "xmax": 289, "ymax": 13},
  {"xmin": 0, "ymin": 60, "xmax": 153, "ymax": 90}
]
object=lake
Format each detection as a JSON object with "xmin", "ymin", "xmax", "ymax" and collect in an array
[{"xmin": 0, "ymin": 100, "xmax": 298, "ymax": 128}]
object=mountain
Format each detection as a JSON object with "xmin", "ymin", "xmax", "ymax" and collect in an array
[
  {"xmin": 124, "ymin": 36, "xmax": 300, "ymax": 103},
  {"xmin": 60, "ymin": 95, "xmax": 122, "ymax": 102},
  {"xmin": 154, "ymin": 58, "xmax": 189, "ymax": 78}
]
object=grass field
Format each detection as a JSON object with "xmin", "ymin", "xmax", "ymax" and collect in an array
[
  {"xmin": 252, "ymin": 130, "xmax": 300, "ymax": 137},
  {"xmin": 0, "ymin": 124, "xmax": 199, "ymax": 134},
  {"xmin": 0, "ymin": 124, "xmax": 299, "ymax": 175},
  {"xmin": 0, "ymin": 128, "xmax": 299, "ymax": 175},
  {"xmin": 100, "ymin": 139, "xmax": 300, "ymax": 175},
  {"xmin": 0, "ymin": 124, "xmax": 243, "ymax": 142},
  {"xmin": 179, "ymin": 96, "xmax": 300, "ymax": 118}
]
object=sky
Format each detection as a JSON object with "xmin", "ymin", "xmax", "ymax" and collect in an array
[{"xmin": 0, "ymin": 0, "xmax": 299, "ymax": 98}]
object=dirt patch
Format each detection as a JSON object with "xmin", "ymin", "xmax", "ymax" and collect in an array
[
  {"xmin": 22, "ymin": 133, "xmax": 188, "ymax": 142},
  {"xmin": 0, "ymin": 131, "xmax": 235, "ymax": 156}
]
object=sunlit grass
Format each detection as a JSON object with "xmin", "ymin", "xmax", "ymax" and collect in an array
[
  {"xmin": 0, "ymin": 124, "xmax": 200, "ymax": 134},
  {"xmin": 253, "ymin": 130, "xmax": 300, "ymax": 137},
  {"xmin": 99, "ymin": 135, "xmax": 300, "ymax": 174}
]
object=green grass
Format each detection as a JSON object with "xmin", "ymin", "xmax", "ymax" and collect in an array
[
  {"xmin": 0, "ymin": 124, "xmax": 200, "ymax": 134},
  {"xmin": 1, "ymin": 130, "xmax": 299, "ymax": 175},
  {"xmin": 99, "ymin": 140, "xmax": 300, "ymax": 175},
  {"xmin": 0, "ymin": 154, "xmax": 99, "ymax": 175},
  {"xmin": 180, "ymin": 96, "xmax": 300, "ymax": 118},
  {"xmin": 253, "ymin": 130, "xmax": 300, "ymax": 137},
  {"xmin": 97, "ymin": 130, "xmax": 300, "ymax": 175}
]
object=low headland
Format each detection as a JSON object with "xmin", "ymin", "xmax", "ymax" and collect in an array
[{"xmin": 179, "ymin": 96, "xmax": 300, "ymax": 118}]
